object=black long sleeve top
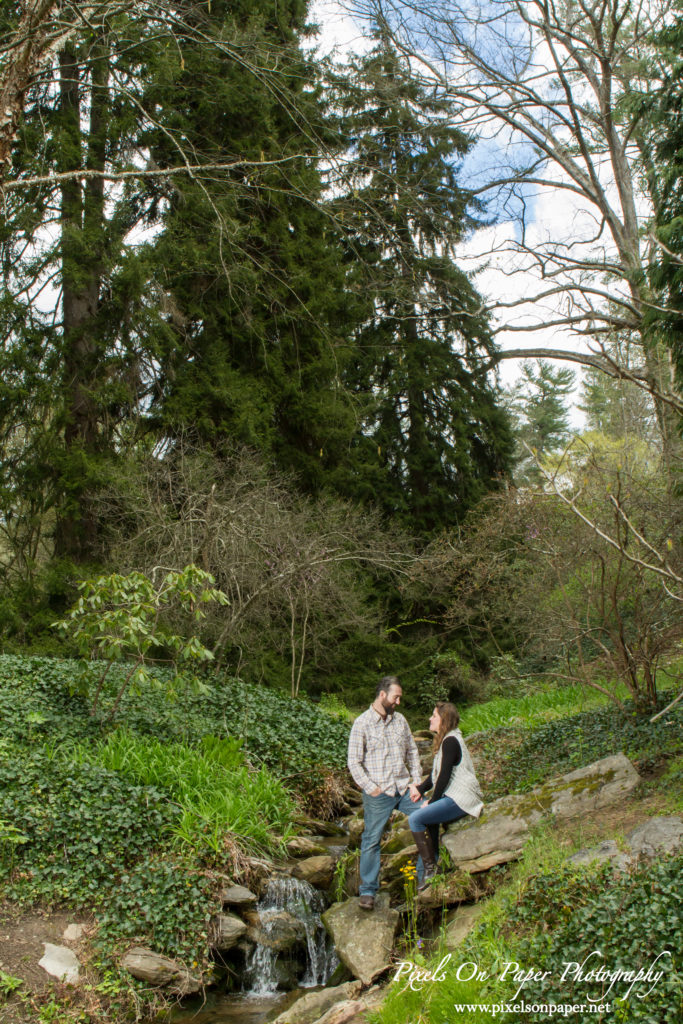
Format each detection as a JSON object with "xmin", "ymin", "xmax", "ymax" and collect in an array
[{"xmin": 416, "ymin": 735, "xmax": 462, "ymax": 802}]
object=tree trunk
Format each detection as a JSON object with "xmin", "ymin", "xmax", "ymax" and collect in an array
[{"xmin": 54, "ymin": 39, "xmax": 109, "ymax": 562}]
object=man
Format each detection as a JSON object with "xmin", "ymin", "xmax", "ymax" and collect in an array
[{"xmin": 347, "ymin": 675, "xmax": 422, "ymax": 909}]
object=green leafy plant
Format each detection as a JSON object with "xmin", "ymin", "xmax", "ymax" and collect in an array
[
  {"xmin": 0, "ymin": 817, "xmax": 29, "ymax": 875},
  {"xmin": 333, "ymin": 848, "xmax": 360, "ymax": 902},
  {"xmin": 52, "ymin": 566, "xmax": 228, "ymax": 717},
  {"xmin": 506, "ymin": 857, "xmax": 683, "ymax": 1022},
  {"xmin": 0, "ymin": 970, "xmax": 23, "ymax": 998}
]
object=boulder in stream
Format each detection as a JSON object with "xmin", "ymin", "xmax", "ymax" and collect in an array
[
  {"xmin": 245, "ymin": 910, "xmax": 307, "ymax": 952},
  {"xmin": 287, "ymin": 837, "xmax": 328, "ymax": 858},
  {"xmin": 322, "ymin": 893, "xmax": 399, "ymax": 986},
  {"xmin": 272, "ymin": 980, "xmax": 362, "ymax": 1024},
  {"xmin": 211, "ymin": 912, "xmax": 248, "ymax": 951},
  {"xmin": 291, "ymin": 855, "xmax": 335, "ymax": 890}
]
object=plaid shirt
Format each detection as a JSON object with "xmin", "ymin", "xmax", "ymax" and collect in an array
[{"xmin": 347, "ymin": 706, "xmax": 421, "ymax": 796}]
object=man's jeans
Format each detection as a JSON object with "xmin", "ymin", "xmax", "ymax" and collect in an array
[{"xmin": 359, "ymin": 790, "xmax": 416, "ymax": 896}]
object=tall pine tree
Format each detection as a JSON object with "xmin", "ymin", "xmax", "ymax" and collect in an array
[
  {"xmin": 330, "ymin": 34, "xmax": 512, "ymax": 536},
  {"xmin": 145, "ymin": 0, "xmax": 356, "ymax": 492}
]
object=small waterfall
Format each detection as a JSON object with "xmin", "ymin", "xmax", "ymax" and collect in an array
[{"xmin": 243, "ymin": 876, "xmax": 338, "ymax": 996}]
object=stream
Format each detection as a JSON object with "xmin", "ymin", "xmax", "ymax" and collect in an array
[{"xmin": 168, "ymin": 836, "xmax": 348, "ymax": 1024}]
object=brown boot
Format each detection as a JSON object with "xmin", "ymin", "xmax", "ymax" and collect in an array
[{"xmin": 411, "ymin": 830, "xmax": 437, "ymax": 891}]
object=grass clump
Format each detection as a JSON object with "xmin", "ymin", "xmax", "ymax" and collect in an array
[
  {"xmin": 460, "ymin": 681, "xmax": 631, "ymax": 735},
  {"xmin": 87, "ymin": 729, "xmax": 295, "ymax": 857}
]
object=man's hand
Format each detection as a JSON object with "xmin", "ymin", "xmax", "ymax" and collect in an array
[
  {"xmin": 370, "ymin": 786, "xmax": 382, "ymax": 797},
  {"xmin": 409, "ymin": 784, "xmax": 421, "ymax": 802}
]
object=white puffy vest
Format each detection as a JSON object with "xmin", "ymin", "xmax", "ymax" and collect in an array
[{"xmin": 431, "ymin": 727, "xmax": 484, "ymax": 818}]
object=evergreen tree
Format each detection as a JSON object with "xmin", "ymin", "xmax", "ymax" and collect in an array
[
  {"xmin": 579, "ymin": 337, "xmax": 656, "ymax": 442},
  {"xmin": 646, "ymin": 2, "xmax": 683, "ymax": 383},
  {"xmin": 0, "ymin": 8, "xmax": 164, "ymax": 565},
  {"xmin": 145, "ymin": 0, "xmax": 356, "ymax": 492},
  {"xmin": 504, "ymin": 360, "xmax": 576, "ymax": 482},
  {"xmin": 330, "ymin": 34, "xmax": 512, "ymax": 536}
]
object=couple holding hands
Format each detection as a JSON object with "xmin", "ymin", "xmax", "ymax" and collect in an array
[{"xmin": 347, "ymin": 675, "xmax": 483, "ymax": 910}]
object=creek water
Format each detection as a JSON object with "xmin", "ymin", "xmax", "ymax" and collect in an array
[
  {"xmin": 170, "ymin": 870, "xmax": 341, "ymax": 1024},
  {"xmin": 243, "ymin": 876, "xmax": 338, "ymax": 994}
]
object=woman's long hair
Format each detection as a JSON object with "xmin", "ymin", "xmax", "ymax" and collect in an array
[{"xmin": 432, "ymin": 702, "xmax": 460, "ymax": 754}]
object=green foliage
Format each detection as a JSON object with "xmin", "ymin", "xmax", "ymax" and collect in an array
[
  {"xmin": 0, "ymin": 744, "xmax": 173, "ymax": 902},
  {"xmin": 473, "ymin": 693, "xmax": 683, "ymax": 799},
  {"xmin": 0, "ymin": 651, "xmax": 345, "ymax": 984},
  {"xmin": 506, "ymin": 858, "xmax": 682, "ymax": 1022},
  {"xmin": 52, "ymin": 566, "xmax": 228, "ymax": 716},
  {"xmin": 504, "ymin": 359, "xmax": 576, "ymax": 483},
  {"xmin": 0, "ymin": 970, "xmax": 23, "ymax": 998},
  {"xmin": 330, "ymin": 32, "xmax": 513, "ymax": 536},
  {"xmin": 375, "ymin": 828, "xmax": 681, "ymax": 1024},
  {"xmin": 0, "ymin": 816, "xmax": 28, "ymax": 873},
  {"xmin": 644, "ymin": 0, "xmax": 683, "ymax": 381},
  {"xmin": 147, "ymin": 0, "xmax": 356, "ymax": 493},
  {"xmin": 0, "ymin": 653, "xmax": 350, "ymax": 772},
  {"xmin": 87, "ymin": 729, "xmax": 294, "ymax": 857},
  {"xmin": 419, "ymin": 650, "xmax": 483, "ymax": 707},
  {"xmin": 93, "ymin": 856, "xmax": 215, "ymax": 969}
]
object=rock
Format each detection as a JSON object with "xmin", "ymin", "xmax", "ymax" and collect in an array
[
  {"xmin": 287, "ymin": 837, "xmax": 328, "ymax": 858},
  {"xmin": 416, "ymin": 870, "xmax": 479, "ymax": 909},
  {"xmin": 326, "ymin": 961, "xmax": 354, "ymax": 986},
  {"xmin": 322, "ymin": 894, "xmax": 399, "ymax": 986},
  {"xmin": 443, "ymin": 904, "xmax": 487, "ymax": 950},
  {"xmin": 121, "ymin": 946, "xmax": 201, "ymax": 995},
  {"xmin": 627, "ymin": 816, "xmax": 683, "ymax": 859},
  {"xmin": 306, "ymin": 819, "xmax": 347, "ymax": 837},
  {"xmin": 443, "ymin": 753, "xmax": 640, "ymax": 870},
  {"xmin": 221, "ymin": 883, "xmax": 258, "ymax": 907},
  {"xmin": 62, "ymin": 923, "xmax": 86, "ymax": 943},
  {"xmin": 381, "ymin": 829, "xmax": 414, "ymax": 855},
  {"xmin": 291, "ymin": 855, "xmax": 335, "ymax": 890},
  {"xmin": 545, "ymin": 755, "xmax": 640, "ymax": 818},
  {"xmin": 568, "ymin": 840, "xmax": 631, "ymax": 871},
  {"xmin": 456, "ymin": 850, "xmax": 523, "ymax": 873},
  {"xmin": 273, "ymin": 981, "xmax": 362, "ymax": 1024},
  {"xmin": 358, "ymin": 985, "xmax": 386, "ymax": 1013},
  {"xmin": 347, "ymin": 817, "xmax": 364, "ymax": 849},
  {"xmin": 39, "ymin": 943, "xmax": 80, "ymax": 985},
  {"xmin": 211, "ymin": 912, "xmax": 248, "ymax": 951},
  {"xmin": 385, "ymin": 846, "xmax": 418, "ymax": 874},
  {"xmin": 245, "ymin": 910, "xmax": 306, "ymax": 952},
  {"xmin": 314, "ymin": 999, "xmax": 365, "ymax": 1024},
  {"xmin": 567, "ymin": 815, "xmax": 683, "ymax": 872}
]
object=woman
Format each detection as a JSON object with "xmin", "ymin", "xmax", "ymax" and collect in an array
[{"xmin": 408, "ymin": 702, "xmax": 484, "ymax": 890}]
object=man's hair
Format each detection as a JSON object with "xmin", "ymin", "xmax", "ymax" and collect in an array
[{"xmin": 376, "ymin": 675, "xmax": 400, "ymax": 698}]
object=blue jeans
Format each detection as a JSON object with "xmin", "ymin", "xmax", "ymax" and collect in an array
[
  {"xmin": 359, "ymin": 790, "xmax": 417, "ymax": 896},
  {"xmin": 408, "ymin": 797, "xmax": 467, "ymax": 878}
]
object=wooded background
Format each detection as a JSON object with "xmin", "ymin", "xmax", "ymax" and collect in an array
[{"xmin": 1, "ymin": 0, "xmax": 681, "ymax": 710}]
